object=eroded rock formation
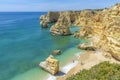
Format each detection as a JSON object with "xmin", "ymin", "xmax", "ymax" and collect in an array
[
  {"xmin": 40, "ymin": 11, "xmax": 80, "ymax": 35},
  {"xmin": 76, "ymin": 3, "xmax": 120, "ymax": 61},
  {"xmin": 78, "ymin": 43, "xmax": 96, "ymax": 51},
  {"xmin": 40, "ymin": 3, "xmax": 120, "ymax": 60},
  {"xmin": 39, "ymin": 55, "xmax": 59, "ymax": 75},
  {"xmin": 50, "ymin": 14, "xmax": 71, "ymax": 35},
  {"xmin": 40, "ymin": 12, "xmax": 59, "ymax": 28}
]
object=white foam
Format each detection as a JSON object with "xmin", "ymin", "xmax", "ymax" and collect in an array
[
  {"xmin": 61, "ymin": 61, "xmax": 78, "ymax": 74},
  {"xmin": 46, "ymin": 74, "xmax": 56, "ymax": 80}
]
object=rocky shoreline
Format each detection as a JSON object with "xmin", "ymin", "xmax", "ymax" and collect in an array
[
  {"xmin": 40, "ymin": 3, "xmax": 120, "ymax": 61},
  {"xmin": 40, "ymin": 3, "xmax": 120, "ymax": 80}
]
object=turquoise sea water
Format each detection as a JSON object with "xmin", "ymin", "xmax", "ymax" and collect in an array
[{"xmin": 0, "ymin": 12, "xmax": 87, "ymax": 80}]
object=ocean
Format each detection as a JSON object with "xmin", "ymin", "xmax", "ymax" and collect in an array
[{"xmin": 0, "ymin": 12, "xmax": 87, "ymax": 80}]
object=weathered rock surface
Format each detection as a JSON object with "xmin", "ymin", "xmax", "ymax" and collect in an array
[
  {"xmin": 39, "ymin": 55, "xmax": 59, "ymax": 75},
  {"xmin": 40, "ymin": 3, "xmax": 120, "ymax": 60},
  {"xmin": 50, "ymin": 11, "xmax": 81, "ymax": 35},
  {"xmin": 40, "ymin": 12, "xmax": 59, "ymax": 28},
  {"xmin": 78, "ymin": 43, "xmax": 96, "ymax": 51},
  {"xmin": 40, "ymin": 11, "xmax": 81, "ymax": 35},
  {"xmin": 76, "ymin": 3, "xmax": 120, "ymax": 61},
  {"xmin": 40, "ymin": 15, "xmax": 48, "ymax": 28},
  {"xmin": 50, "ymin": 15, "xmax": 71, "ymax": 35}
]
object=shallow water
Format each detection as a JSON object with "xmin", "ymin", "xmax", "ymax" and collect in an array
[{"xmin": 0, "ymin": 12, "xmax": 88, "ymax": 80}]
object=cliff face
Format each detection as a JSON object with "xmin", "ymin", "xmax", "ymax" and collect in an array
[
  {"xmin": 40, "ymin": 12, "xmax": 59, "ymax": 28},
  {"xmin": 50, "ymin": 11, "xmax": 79, "ymax": 35},
  {"xmin": 40, "ymin": 3, "xmax": 120, "ymax": 60},
  {"xmin": 76, "ymin": 3, "xmax": 120, "ymax": 60},
  {"xmin": 40, "ymin": 11, "xmax": 81, "ymax": 35},
  {"xmin": 97, "ymin": 4, "xmax": 120, "ymax": 60}
]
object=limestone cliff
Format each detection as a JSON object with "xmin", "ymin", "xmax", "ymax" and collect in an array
[
  {"xmin": 40, "ymin": 11, "xmax": 80, "ymax": 35},
  {"xmin": 40, "ymin": 12, "xmax": 59, "ymax": 28},
  {"xmin": 75, "ymin": 3, "xmax": 120, "ymax": 61},
  {"xmin": 40, "ymin": 3, "xmax": 120, "ymax": 60}
]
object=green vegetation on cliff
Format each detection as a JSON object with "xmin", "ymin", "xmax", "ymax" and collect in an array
[{"xmin": 67, "ymin": 62, "xmax": 120, "ymax": 80}]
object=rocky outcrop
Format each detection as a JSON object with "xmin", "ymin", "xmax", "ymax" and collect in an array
[
  {"xmin": 40, "ymin": 10, "xmax": 95, "ymax": 35},
  {"xmin": 50, "ymin": 15, "xmax": 71, "ymax": 35},
  {"xmin": 40, "ymin": 11, "xmax": 81, "ymax": 35},
  {"xmin": 39, "ymin": 55, "xmax": 59, "ymax": 75},
  {"xmin": 53, "ymin": 50, "xmax": 61, "ymax": 55},
  {"xmin": 40, "ymin": 15, "xmax": 48, "ymax": 28},
  {"xmin": 40, "ymin": 3, "xmax": 120, "ymax": 60},
  {"xmin": 40, "ymin": 12, "xmax": 59, "ymax": 28},
  {"xmin": 76, "ymin": 3, "xmax": 120, "ymax": 61},
  {"xmin": 50, "ymin": 11, "xmax": 81, "ymax": 35},
  {"xmin": 78, "ymin": 43, "xmax": 96, "ymax": 51}
]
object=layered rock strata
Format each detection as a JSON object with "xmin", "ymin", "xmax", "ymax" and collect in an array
[
  {"xmin": 40, "ymin": 12, "xmax": 59, "ymax": 28},
  {"xmin": 75, "ymin": 3, "xmax": 120, "ymax": 61},
  {"xmin": 40, "ymin": 11, "xmax": 81, "ymax": 35},
  {"xmin": 40, "ymin": 3, "xmax": 120, "ymax": 60},
  {"xmin": 39, "ymin": 55, "xmax": 59, "ymax": 75},
  {"xmin": 78, "ymin": 43, "xmax": 96, "ymax": 51}
]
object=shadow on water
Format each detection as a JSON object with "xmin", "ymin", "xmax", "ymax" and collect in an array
[{"xmin": 56, "ymin": 71, "xmax": 65, "ymax": 76}]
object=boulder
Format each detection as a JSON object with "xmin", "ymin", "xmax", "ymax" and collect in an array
[
  {"xmin": 39, "ymin": 55, "xmax": 59, "ymax": 75},
  {"xmin": 53, "ymin": 50, "xmax": 61, "ymax": 55},
  {"xmin": 78, "ymin": 43, "xmax": 96, "ymax": 51}
]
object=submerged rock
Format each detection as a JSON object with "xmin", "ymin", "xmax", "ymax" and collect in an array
[{"xmin": 39, "ymin": 55, "xmax": 59, "ymax": 75}]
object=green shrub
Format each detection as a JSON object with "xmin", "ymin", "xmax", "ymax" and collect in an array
[{"xmin": 67, "ymin": 61, "xmax": 120, "ymax": 80}]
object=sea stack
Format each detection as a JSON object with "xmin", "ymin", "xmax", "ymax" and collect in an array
[{"xmin": 39, "ymin": 55, "xmax": 59, "ymax": 75}]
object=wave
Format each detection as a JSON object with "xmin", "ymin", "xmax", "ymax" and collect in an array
[
  {"xmin": 0, "ymin": 16, "xmax": 36, "ymax": 25},
  {"xmin": 46, "ymin": 60, "xmax": 78, "ymax": 80},
  {"xmin": 61, "ymin": 60, "xmax": 78, "ymax": 74},
  {"xmin": 0, "ymin": 19, "xmax": 17, "ymax": 25}
]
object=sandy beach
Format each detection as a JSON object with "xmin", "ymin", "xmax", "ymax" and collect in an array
[{"xmin": 56, "ymin": 50, "xmax": 120, "ymax": 80}]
